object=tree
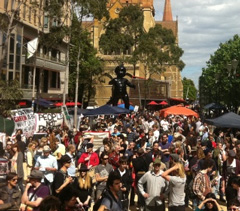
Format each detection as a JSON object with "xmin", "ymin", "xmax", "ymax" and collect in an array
[
  {"xmin": 68, "ymin": 1, "xmax": 108, "ymax": 106},
  {"xmin": 68, "ymin": 16, "xmax": 104, "ymax": 105},
  {"xmin": 182, "ymin": 77, "xmax": 197, "ymax": 101},
  {"xmin": 0, "ymin": 80, "xmax": 23, "ymax": 117},
  {"xmin": 99, "ymin": 5, "xmax": 144, "ymax": 75},
  {"xmin": 199, "ymin": 34, "xmax": 240, "ymax": 111}
]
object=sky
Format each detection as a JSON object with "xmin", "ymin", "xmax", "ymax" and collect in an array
[{"xmin": 154, "ymin": 0, "xmax": 240, "ymax": 88}]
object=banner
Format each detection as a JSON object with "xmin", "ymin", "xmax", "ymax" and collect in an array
[
  {"xmin": 35, "ymin": 113, "xmax": 63, "ymax": 132},
  {"xmin": 62, "ymin": 106, "xmax": 72, "ymax": 129},
  {"xmin": 83, "ymin": 131, "xmax": 110, "ymax": 150},
  {"xmin": 11, "ymin": 108, "xmax": 35, "ymax": 137}
]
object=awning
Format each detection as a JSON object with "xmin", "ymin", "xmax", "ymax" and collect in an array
[
  {"xmin": 31, "ymin": 99, "xmax": 54, "ymax": 108},
  {"xmin": 169, "ymin": 98, "xmax": 186, "ymax": 103}
]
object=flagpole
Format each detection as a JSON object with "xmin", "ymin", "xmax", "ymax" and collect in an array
[{"xmin": 32, "ymin": 56, "xmax": 37, "ymax": 111}]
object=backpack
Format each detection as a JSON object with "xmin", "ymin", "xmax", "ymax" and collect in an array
[{"xmin": 93, "ymin": 189, "xmax": 113, "ymax": 211}]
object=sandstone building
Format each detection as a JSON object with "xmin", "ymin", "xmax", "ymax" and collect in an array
[{"xmin": 88, "ymin": 0, "xmax": 184, "ymax": 107}]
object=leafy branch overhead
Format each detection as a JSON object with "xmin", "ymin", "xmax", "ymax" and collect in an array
[{"xmin": 99, "ymin": 5, "xmax": 185, "ymax": 76}]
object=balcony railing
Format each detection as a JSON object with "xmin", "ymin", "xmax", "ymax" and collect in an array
[{"xmin": 22, "ymin": 54, "xmax": 66, "ymax": 72}]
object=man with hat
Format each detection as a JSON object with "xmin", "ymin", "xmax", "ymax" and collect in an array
[
  {"xmin": 138, "ymin": 158, "xmax": 168, "ymax": 211},
  {"xmin": 78, "ymin": 143, "xmax": 99, "ymax": 169},
  {"xmin": 52, "ymin": 154, "xmax": 73, "ymax": 196},
  {"xmin": 20, "ymin": 170, "xmax": 49, "ymax": 211},
  {"xmin": 34, "ymin": 145, "xmax": 58, "ymax": 186}
]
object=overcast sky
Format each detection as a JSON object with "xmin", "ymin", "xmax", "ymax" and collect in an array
[{"xmin": 154, "ymin": 0, "xmax": 240, "ymax": 87}]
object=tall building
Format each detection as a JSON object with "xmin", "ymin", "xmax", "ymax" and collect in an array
[
  {"xmin": 87, "ymin": 0, "xmax": 183, "ymax": 106},
  {"xmin": 0, "ymin": 0, "xmax": 71, "ymax": 104}
]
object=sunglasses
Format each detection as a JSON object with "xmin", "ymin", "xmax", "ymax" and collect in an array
[
  {"xmin": 11, "ymin": 178, "xmax": 18, "ymax": 182},
  {"xmin": 103, "ymin": 158, "xmax": 109, "ymax": 160}
]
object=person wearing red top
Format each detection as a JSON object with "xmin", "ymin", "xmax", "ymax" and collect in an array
[{"xmin": 78, "ymin": 143, "xmax": 99, "ymax": 169}]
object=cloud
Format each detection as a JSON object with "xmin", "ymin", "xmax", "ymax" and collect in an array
[{"xmin": 154, "ymin": 0, "xmax": 240, "ymax": 87}]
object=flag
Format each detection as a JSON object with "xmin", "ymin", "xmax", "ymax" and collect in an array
[{"xmin": 27, "ymin": 38, "xmax": 38, "ymax": 59}]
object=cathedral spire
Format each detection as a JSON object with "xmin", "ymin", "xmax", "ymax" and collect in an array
[{"xmin": 163, "ymin": 0, "xmax": 173, "ymax": 21}]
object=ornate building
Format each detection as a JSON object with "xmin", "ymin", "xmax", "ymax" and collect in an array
[
  {"xmin": 87, "ymin": 0, "xmax": 183, "ymax": 107},
  {"xmin": 0, "ymin": 0, "xmax": 71, "ymax": 103}
]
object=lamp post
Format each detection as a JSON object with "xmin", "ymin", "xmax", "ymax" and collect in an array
[{"xmin": 226, "ymin": 59, "xmax": 239, "ymax": 112}]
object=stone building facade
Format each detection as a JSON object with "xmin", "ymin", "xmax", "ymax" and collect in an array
[
  {"xmin": 0, "ymin": 0, "xmax": 71, "ymax": 102},
  {"xmin": 88, "ymin": 0, "xmax": 183, "ymax": 107}
]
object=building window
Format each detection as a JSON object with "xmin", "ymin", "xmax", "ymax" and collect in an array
[
  {"xmin": 33, "ymin": 10, "xmax": 37, "ymax": 25},
  {"xmin": 44, "ymin": 16, "xmax": 49, "ymax": 28},
  {"xmin": 8, "ymin": 71, "xmax": 13, "ymax": 81},
  {"xmin": 16, "ymin": 35, "xmax": 21, "ymax": 71},
  {"xmin": 10, "ymin": 35, "xmax": 15, "ymax": 53},
  {"xmin": 23, "ymin": 3, "xmax": 26, "ymax": 20},
  {"xmin": 50, "ymin": 71, "xmax": 60, "ymax": 88},
  {"xmin": 29, "ymin": 7, "xmax": 32, "ymax": 22},
  {"xmin": 9, "ymin": 55, "xmax": 14, "ymax": 69}
]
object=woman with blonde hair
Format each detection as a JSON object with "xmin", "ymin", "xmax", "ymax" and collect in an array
[
  {"xmin": 74, "ymin": 164, "xmax": 93, "ymax": 210},
  {"xmin": 26, "ymin": 141, "xmax": 37, "ymax": 177},
  {"xmin": 161, "ymin": 154, "xmax": 186, "ymax": 211}
]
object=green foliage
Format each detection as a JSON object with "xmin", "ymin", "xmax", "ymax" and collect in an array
[
  {"xmin": 73, "ymin": 0, "xmax": 109, "ymax": 20},
  {"xmin": 136, "ymin": 24, "xmax": 185, "ymax": 75},
  {"xmin": 99, "ymin": 5, "xmax": 144, "ymax": 57},
  {"xmin": 199, "ymin": 34, "xmax": 240, "ymax": 110},
  {"xmin": 0, "ymin": 80, "xmax": 23, "ymax": 117},
  {"xmin": 69, "ymin": 15, "xmax": 104, "ymax": 103},
  {"xmin": 182, "ymin": 77, "xmax": 197, "ymax": 101},
  {"xmin": 99, "ymin": 5, "xmax": 185, "ymax": 76}
]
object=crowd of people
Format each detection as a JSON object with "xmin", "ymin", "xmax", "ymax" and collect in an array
[{"xmin": 0, "ymin": 110, "xmax": 240, "ymax": 211}]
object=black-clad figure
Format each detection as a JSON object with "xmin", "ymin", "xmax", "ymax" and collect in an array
[{"xmin": 107, "ymin": 65, "xmax": 135, "ymax": 109}]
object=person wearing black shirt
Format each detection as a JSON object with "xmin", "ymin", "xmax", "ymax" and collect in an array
[{"xmin": 52, "ymin": 155, "xmax": 73, "ymax": 197}]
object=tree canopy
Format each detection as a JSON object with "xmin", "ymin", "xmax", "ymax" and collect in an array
[
  {"xmin": 199, "ymin": 34, "xmax": 240, "ymax": 111},
  {"xmin": 99, "ymin": 5, "xmax": 185, "ymax": 76},
  {"xmin": 0, "ymin": 80, "xmax": 23, "ymax": 117},
  {"xmin": 182, "ymin": 77, "xmax": 197, "ymax": 101}
]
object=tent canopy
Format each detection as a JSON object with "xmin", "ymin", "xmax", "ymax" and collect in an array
[
  {"xmin": 0, "ymin": 116, "xmax": 15, "ymax": 136},
  {"xmin": 84, "ymin": 104, "xmax": 130, "ymax": 116},
  {"xmin": 68, "ymin": 108, "xmax": 89, "ymax": 115},
  {"xmin": 117, "ymin": 104, "xmax": 134, "ymax": 111},
  {"xmin": 159, "ymin": 101, "xmax": 168, "ymax": 105},
  {"xmin": 160, "ymin": 105, "xmax": 199, "ymax": 118},
  {"xmin": 204, "ymin": 103, "xmax": 225, "ymax": 110},
  {"xmin": 205, "ymin": 112, "xmax": 240, "ymax": 129},
  {"xmin": 148, "ymin": 101, "xmax": 158, "ymax": 105}
]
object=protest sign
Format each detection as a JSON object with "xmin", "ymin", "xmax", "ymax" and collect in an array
[
  {"xmin": 35, "ymin": 113, "xmax": 63, "ymax": 132},
  {"xmin": 11, "ymin": 108, "xmax": 35, "ymax": 137}
]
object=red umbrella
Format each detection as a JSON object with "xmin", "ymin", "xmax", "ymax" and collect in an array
[
  {"xmin": 55, "ymin": 102, "xmax": 63, "ymax": 107},
  {"xmin": 159, "ymin": 101, "xmax": 168, "ymax": 105},
  {"xmin": 148, "ymin": 101, "xmax": 158, "ymax": 105},
  {"xmin": 66, "ymin": 102, "xmax": 81, "ymax": 106}
]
